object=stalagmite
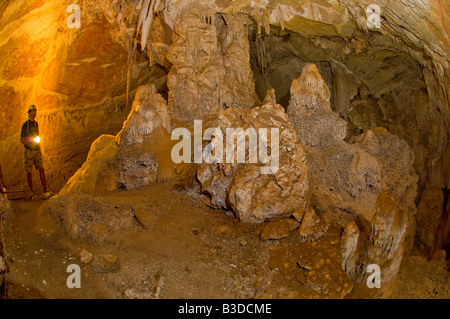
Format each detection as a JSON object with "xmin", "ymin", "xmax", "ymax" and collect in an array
[
  {"xmin": 137, "ymin": 0, "xmax": 163, "ymax": 50},
  {"xmin": 341, "ymin": 192, "xmax": 408, "ymax": 284}
]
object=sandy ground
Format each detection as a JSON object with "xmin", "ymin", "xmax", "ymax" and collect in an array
[{"xmin": 1, "ymin": 180, "xmax": 449, "ymax": 299}]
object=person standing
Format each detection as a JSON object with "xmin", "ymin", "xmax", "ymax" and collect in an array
[{"xmin": 20, "ymin": 105, "xmax": 52, "ymax": 200}]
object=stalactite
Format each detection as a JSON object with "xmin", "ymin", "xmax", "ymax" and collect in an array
[
  {"xmin": 126, "ymin": 0, "xmax": 162, "ymax": 108},
  {"xmin": 255, "ymin": 35, "xmax": 267, "ymax": 75},
  {"xmin": 279, "ymin": 6, "xmax": 284, "ymax": 31},
  {"xmin": 252, "ymin": 6, "xmax": 264, "ymax": 35},
  {"xmin": 274, "ymin": 5, "xmax": 291, "ymax": 31},
  {"xmin": 126, "ymin": 32, "xmax": 134, "ymax": 109},
  {"xmin": 137, "ymin": 0, "xmax": 153, "ymax": 49}
]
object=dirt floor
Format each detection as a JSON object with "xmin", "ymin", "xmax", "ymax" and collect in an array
[{"xmin": 1, "ymin": 179, "xmax": 449, "ymax": 299}]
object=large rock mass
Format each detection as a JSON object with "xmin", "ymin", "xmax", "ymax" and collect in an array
[
  {"xmin": 197, "ymin": 101, "xmax": 310, "ymax": 223},
  {"xmin": 287, "ymin": 64, "xmax": 418, "ymax": 250},
  {"xmin": 166, "ymin": 6, "xmax": 260, "ymax": 122},
  {"xmin": 59, "ymin": 84, "xmax": 171, "ymax": 195}
]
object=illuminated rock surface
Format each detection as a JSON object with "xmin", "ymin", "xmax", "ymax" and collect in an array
[{"xmin": 0, "ymin": 0, "xmax": 449, "ymax": 299}]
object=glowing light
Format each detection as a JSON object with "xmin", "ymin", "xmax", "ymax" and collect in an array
[{"xmin": 34, "ymin": 136, "xmax": 40, "ymax": 144}]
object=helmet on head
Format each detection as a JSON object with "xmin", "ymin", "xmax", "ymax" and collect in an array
[{"xmin": 28, "ymin": 105, "xmax": 37, "ymax": 114}]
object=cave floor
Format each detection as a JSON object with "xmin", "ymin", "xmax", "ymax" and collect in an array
[{"xmin": 2, "ymin": 181, "xmax": 449, "ymax": 299}]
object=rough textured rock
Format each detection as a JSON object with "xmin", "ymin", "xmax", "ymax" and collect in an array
[
  {"xmin": 80, "ymin": 249, "xmax": 93, "ymax": 264},
  {"xmin": 46, "ymin": 193, "xmax": 136, "ymax": 243},
  {"xmin": 92, "ymin": 254, "xmax": 120, "ymax": 273},
  {"xmin": 287, "ymin": 64, "xmax": 417, "ymax": 249},
  {"xmin": 116, "ymin": 84, "xmax": 170, "ymax": 148},
  {"xmin": 114, "ymin": 143, "xmax": 159, "ymax": 190},
  {"xmin": 0, "ymin": 195, "xmax": 12, "ymax": 290},
  {"xmin": 0, "ymin": 0, "xmax": 151, "ymax": 192},
  {"xmin": 287, "ymin": 65, "xmax": 381, "ymax": 223},
  {"xmin": 356, "ymin": 127, "xmax": 418, "ymax": 249},
  {"xmin": 59, "ymin": 135, "xmax": 120, "ymax": 195},
  {"xmin": 166, "ymin": 6, "xmax": 260, "ymax": 122},
  {"xmin": 259, "ymin": 218, "xmax": 300, "ymax": 241},
  {"xmin": 287, "ymin": 63, "xmax": 347, "ymax": 147},
  {"xmin": 298, "ymin": 209, "xmax": 328, "ymax": 243},
  {"xmin": 59, "ymin": 84, "xmax": 173, "ymax": 195},
  {"xmin": 341, "ymin": 192, "xmax": 408, "ymax": 284},
  {"xmin": 415, "ymin": 188, "xmax": 446, "ymax": 255},
  {"xmin": 197, "ymin": 103, "xmax": 310, "ymax": 223}
]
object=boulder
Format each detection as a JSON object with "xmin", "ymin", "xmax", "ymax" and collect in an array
[
  {"xmin": 114, "ymin": 143, "xmax": 159, "ymax": 190},
  {"xmin": 59, "ymin": 135, "xmax": 120, "ymax": 195},
  {"xmin": 59, "ymin": 83, "xmax": 173, "ymax": 194},
  {"xmin": 92, "ymin": 254, "xmax": 120, "ymax": 273},
  {"xmin": 197, "ymin": 103, "xmax": 311, "ymax": 223}
]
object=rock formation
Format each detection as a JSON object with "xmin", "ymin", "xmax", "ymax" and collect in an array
[
  {"xmin": 166, "ymin": 7, "xmax": 260, "ymax": 122},
  {"xmin": 298, "ymin": 208, "xmax": 328, "ymax": 243},
  {"xmin": 59, "ymin": 84, "xmax": 171, "ymax": 195},
  {"xmin": 117, "ymin": 84, "xmax": 171, "ymax": 148},
  {"xmin": 287, "ymin": 63, "xmax": 418, "ymax": 249},
  {"xmin": 415, "ymin": 188, "xmax": 446, "ymax": 255},
  {"xmin": 341, "ymin": 192, "xmax": 407, "ymax": 284},
  {"xmin": 0, "ymin": 0, "xmax": 449, "ymax": 298},
  {"xmin": 197, "ymin": 101, "xmax": 310, "ymax": 223},
  {"xmin": 0, "ymin": 195, "xmax": 12, "ymax": 291},
  {"xmin": 0, "ymin": 0, "xmax": 152, "ymax": 192}
]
